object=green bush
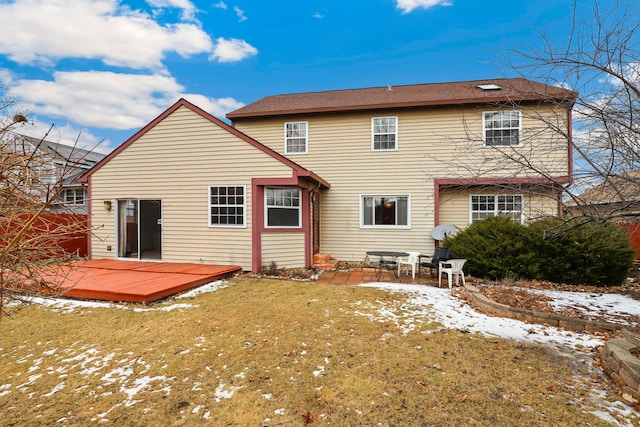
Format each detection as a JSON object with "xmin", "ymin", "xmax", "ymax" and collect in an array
[
  {"xmin": 443, "ymin": 216, "xmax": 530, "ymax": 280},
  {"xmin": 525, "ymin": 217, "xmax": 634, "ymax": 287},
  {"xmin": 443, "ymin": 215, "xmax": 635, "ymax": 287}
]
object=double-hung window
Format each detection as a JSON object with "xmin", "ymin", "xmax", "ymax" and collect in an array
[
  {"xmin": 209, "ymin": 185, "xmax": 246, "ymax": 227},
  {"xmin": 372, "ymin": 116, "xmax": 397, "ymax": 151},
  {"xmin": 361, "ymin": 195, "xmax": 409, "ymax": 228},
  {"xmin": 284, "ymin": 121, "xmax": 308, "ymax": 154},
  {"xmin": 266, "ymin": 188, "xmax": 301, "ymax": 228},
  {"xmin": 483, "ymin": 110, "xmax": 521, "ymax": 146},
  {"xmin": 63, "ymin": 188, "xmax": 85, "ymax": 205},
  {"xmin": 470, "ymin": 195, "xmax": 523, "ymax": 223}
]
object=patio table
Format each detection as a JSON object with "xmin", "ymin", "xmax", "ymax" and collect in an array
[{"xmin": 366, "ymin": 251, "xmax": 409, "ymax": 280}]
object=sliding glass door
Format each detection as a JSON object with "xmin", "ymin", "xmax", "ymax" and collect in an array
[{"xmin": 117, "ymin": 199, "xmax": 162, "ymax": 260}]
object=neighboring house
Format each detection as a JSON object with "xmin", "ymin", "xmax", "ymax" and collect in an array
[
  {"xmin": 2, "ymin": 135, "xmax": 105, "ymax": 257},
  {"xmin": 566, "ymin": 170, "xmax": 640, "ymax": 219},
  {"xmin": 82, "ymin": 78, "xmax": 576, "ymax": 272},
  {"xmin": 13, "ymin": 135, "xmax": 105, "ymax": 214},
  {"xmin": 566, "ymin": 170, "xmax": 640, "ymax": 258}
]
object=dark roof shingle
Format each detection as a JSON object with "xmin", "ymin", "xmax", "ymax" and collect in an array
[{"xmin": 227, "ymin": 78, "xmax": 577, "ymax": 119}]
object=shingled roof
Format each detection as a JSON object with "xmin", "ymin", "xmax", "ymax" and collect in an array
[
  {"xmin": 227, "ymin": 77, "xmax": 578, "ymax": 119},
  {"xmin": 576, "ymin": 170, "xmax": 640, "ymax": 205}
]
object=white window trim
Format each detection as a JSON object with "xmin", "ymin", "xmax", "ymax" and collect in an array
[
  {"xmin": 482, "ymin": 110, "xmax": 522, "ymax": 147},
  {"xmin": 371, "ymin": 116, "xmax": 398, "ymax": 152},
  {"xmin": 63, "ymin": 188, "xmax": 86, "ymax": 205},
  {"xmin": 284, "ymin": 121, "xmax": 308, "ymax": 155},
  {"xmin": 208, "ymin": 185, "xmax": 247, "ymax": 228},
  {"xmin": 265, "ymin": 187, "xmax": 302, "ymax": 229},
  {"xmin": 469, "ymin": 194, "xmax": 524, "ymax": 224},
  {"xmin": 359, "ymin": 194, "xmax": 411, "ymax": 229}
]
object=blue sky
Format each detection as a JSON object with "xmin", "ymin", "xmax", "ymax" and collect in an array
[{"xmin": 0, "ymin": 0, "xmax": 585, "ymax": 152}]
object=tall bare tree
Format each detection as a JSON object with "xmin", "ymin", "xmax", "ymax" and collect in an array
[
  {"xmin": 0, "ymin": 101, "xmax": 89, "ymax": 319},
  {"xmin": 508, "ymin": 0, "xmax": 640, "ymax": 222}
]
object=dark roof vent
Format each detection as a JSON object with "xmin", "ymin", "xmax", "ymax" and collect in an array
[{"xmin": 477, "ymin": 84, "xmax": 502, "ymax": 91}]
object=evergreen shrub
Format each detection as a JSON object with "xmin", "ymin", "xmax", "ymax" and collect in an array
[
  {"xmin": 525, "ymin": 217, "xmax": 634, "ymax": 286},
  {"xmin": 442, "ymin": 216, "xmax": 529, "ymax": 280},
  {"xmin": 443, "ymin": 215, "xmax": 634, "ymax": 286}
]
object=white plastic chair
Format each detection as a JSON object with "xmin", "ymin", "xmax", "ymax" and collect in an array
[
  {"xmin": 439, "ymin": 259, "xmax": 467, "ymax": 289},
  {"xmin": 397, "ymin": 252, "xmax": 421, "ymax": 278}
]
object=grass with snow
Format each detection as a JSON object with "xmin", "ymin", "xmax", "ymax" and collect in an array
[{"xmin": 0, "ymin": 278, "xmax": 637, "ymax": 426}]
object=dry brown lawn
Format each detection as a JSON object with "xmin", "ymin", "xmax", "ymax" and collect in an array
[{"xmin": 0, "ymin": 278, "xmax": 635, "ymax": 426}]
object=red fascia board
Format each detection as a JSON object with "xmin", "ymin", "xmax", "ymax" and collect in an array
[
  {"xmin": 295, "ymin": 170, "xmax": 330, "ymax": 189},
  {"xmin": 80, "ymin": 98, "xmax": 329, "ymax": 189},
  {"xmin": 434, "ymin": 176, "xmax": 571, "ymax": 187}
]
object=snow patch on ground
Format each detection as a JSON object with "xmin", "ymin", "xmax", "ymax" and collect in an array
[
  {"xmin": 23, "ymin": 280, "xmax": 229, "ymax": 313},
  {"xmin": 176, "ymin": 281, "xmax": 229, "ymax": 298},
  {"xmin": 526, "ymin": 288, "xmax": 640, "ymax": 327},
  {"xmin": 359, "ymin": 282, "xmax": 640, "ymax": 426},
  {"xmin": 360, "ymin": 283, "xmax": 605, "ymax": 351},
  {"xmin": 214, "ymin": 382, "xmax": 242, "ymax": 402}
]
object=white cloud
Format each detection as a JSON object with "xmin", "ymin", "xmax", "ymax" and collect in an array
[
  {"xmin": 0, "ymin": 69, "xmax": 12, "ymax": 87},
  {"xmin": 17, "ymin": 120, "xmax": 110, "ymax": 153},
  {"xmin": 233, "ymin": 5, "xmax": 247, "ymax": 22},
  {"xmin": 11, "ymin": 71, "xmax": 182, "ymax": 129},
  {"xmin": 181, "ymin": 93, "xmax": 244, "ymax": 119},
  {"xmin": 0, "ymin": 0, "xmax": 213, "ymax": 70},
  {"xmin": 396, "ymin": 0, "xmax": 452, "ymax": 14},
  {"xmin": 211, "ymin": 38, "xmax": 258, "ymax": 63},
  {"xmin": 213, "ymin": 1, "xmax": 227, "ymax": 9},
  {"xmin": 10, "ymin": 71, "xmax": 244, "ymax": 130},
  {"xmin": 146, "ymin": 0, "xmax": 198, "ymax": 21}
]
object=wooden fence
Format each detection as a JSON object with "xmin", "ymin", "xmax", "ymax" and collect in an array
[{"xmin": 1, "ymin": 213, "xmax": 88, "ymax": 258}]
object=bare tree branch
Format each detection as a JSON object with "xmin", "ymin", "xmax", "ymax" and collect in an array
[{"xmin": 0, "ymin": 100, "xmax": 93, "ymax": 319}]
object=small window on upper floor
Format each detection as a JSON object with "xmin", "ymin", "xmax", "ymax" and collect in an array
[
  {"xmin": 63, "ymin": 188, "xmax": 85, "ymax": 205},
  {"xmin": 483, "ymin": 110, "xmax": 521, "ymax": 147},
  {"xmin": 372, "ymin": 116, "xmax": 397, "ymax": 151},
  {"xmin": 285, "ymin": 121, "xmax": 308, "ymax": 154}
]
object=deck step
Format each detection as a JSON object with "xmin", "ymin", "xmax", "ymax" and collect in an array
[
  {"xmin": 313, "ymin": 252, "xmax": 331, "ymax": 265},
  {"xmin": 314, "ymin": 259, "xmax": 340, "ymax": 270}
]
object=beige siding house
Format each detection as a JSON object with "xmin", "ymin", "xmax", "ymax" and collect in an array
[
  {"xmin": 82, "ymin": 78, "xmax": 576, "ymax": 272},
  {"xmin": 228, "ymin": 78, "xmax": 576, "ymax": 264},
  {"xmin": 81, "ymin": 100, "xmax": 329, "ymax": 272}
]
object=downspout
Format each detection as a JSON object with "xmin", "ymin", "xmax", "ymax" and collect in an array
[{"xmin": 433, "ymin": 180, "xmax": 441, "ymax": 248}]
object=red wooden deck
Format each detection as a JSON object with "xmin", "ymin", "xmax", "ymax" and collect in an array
[{"xmin": 50, "ymin": 259, "xmax": 242, "ymax": 303}]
